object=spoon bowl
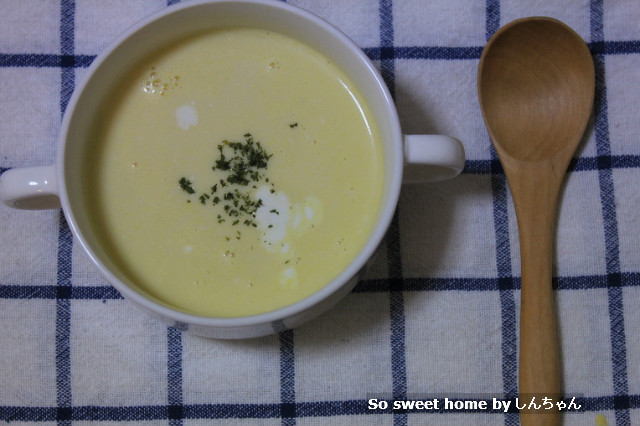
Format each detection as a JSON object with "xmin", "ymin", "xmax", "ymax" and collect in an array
[
  {"xmin": 479, "ymin": 18, "xmax": 594, "ymax": 162},
  {"xmin": 478, "ymin": 17, "xmax": 595, "ymax": 426}
]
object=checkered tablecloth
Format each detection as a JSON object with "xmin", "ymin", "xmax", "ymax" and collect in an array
[{"xmin": 1, "ymin": 1, "xmax": 639, "ymax": 425}]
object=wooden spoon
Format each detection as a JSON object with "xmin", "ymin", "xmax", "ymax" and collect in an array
[{"xmin": 477, "ymin": 17, "xmax": 594, "ymax": 425}]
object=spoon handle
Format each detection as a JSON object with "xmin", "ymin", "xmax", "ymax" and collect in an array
[{"xmin": 507, "ymin": 163, "xmax": 562, "ymax": 426}]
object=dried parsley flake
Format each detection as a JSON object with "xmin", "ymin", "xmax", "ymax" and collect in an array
[{"xmin": 177, "ymin": 133, "xmax": 275, "ymax": 234}]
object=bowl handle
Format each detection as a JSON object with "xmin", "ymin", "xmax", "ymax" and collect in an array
[
  {"xmin": 403, "ymin": 134, "xmax": 465, "ymax": 183},
  {"xmin": 0, "ymin": 165, "xmax": 61, "ymax": 209}
]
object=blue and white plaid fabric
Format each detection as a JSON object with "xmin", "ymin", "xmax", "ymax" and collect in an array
[{"xmin": 1, "ymin": 0, "xmax": 639, "ymax": 425}]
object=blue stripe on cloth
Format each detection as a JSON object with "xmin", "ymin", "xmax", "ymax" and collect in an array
[
  {"xmin": 591, "ymin": 0, "xmax": 605, "ymax": 42},
  {"xmin": 60, "ymin": 0, "xmax": 75, "ymax": 116},
  {"xmin": 0, "ymin": 53, "xmax": 95, "ymax": 67},
  {"xmin": 56, "ymin": 2, "xmax": 75, "ymax": 425},
  {"xmin": 378, "ymin": 2, "xmax": 408, "ymax": 426},
  {"xmin": 599, "ymin": 40, "xmax": 640, "ymax": 54},
  {"xmin": 483, "ymin": 4, "xmax": 520, "ymax": 426},
  {"xmin": 167, "ymin": 327, "xmax": 184, "ymax": 425},
  {"xmin": 571, "ymin": 155, "xmax": 640, "ymax": 172},
  {"xmin": 279, "ymin": 330, "xmax": 296, "ymax": 425},
  {"xmin": 387, "ymin": 217, "xmax": 407, "ymax": 426},
  {"xmin": 364, "ymin": 46, "xmax": 483, "ymax": 61},
  {"xmin": 462, "ymin": 154, "xmax": 640, "ymax": 175},
  {"xmin": 0, "ymin": 285, "xmax": 123, "ymax": 299},
  {"xmin": 362, "ymin": 41, "xmax": 640, "ymax": 62},
  {"xmin": 1, "ymin": 38, "xmax": 637, "ymax": 71},
  {"xmin": 590, "ymin": 1, "xmax": 631, "ymax": 424},
  {"xmin": 490, "ymin": 149, "xmax": 520, "ymax": 426},
  {"xmin": 55, "ymin": 213, "xmax": 72, "ymax": 424},
  {"xmin": 378, "ymin": 0, "xmax": 396, "ymax": 94},
  {"xmin": 4, "ymin": 393, "xmax": 640, "ymax": 421},
  {"xmin": 55, "ymin": 214, "xmax": 73, "ymax": 425},
  {"xmin": 3, "ymin": 272, "xmax": 640, "ymax": 300},
  {"xmin": 485, "ymin": 0, "xmax": 500, "ymax": 41}
]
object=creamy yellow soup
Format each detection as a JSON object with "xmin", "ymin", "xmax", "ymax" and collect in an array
[{"xmin": 85, "ymin": 27, "xmax": 384, "ymax": 317}]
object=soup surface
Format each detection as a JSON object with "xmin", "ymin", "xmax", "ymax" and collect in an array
[{"xmin": 86, "ymin": 27, "xmax": 384, "ymax": 317}]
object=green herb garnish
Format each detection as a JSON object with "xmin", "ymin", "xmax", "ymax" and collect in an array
[
  {"xmin": 178, "ymin": 133, "xmax": 275, "ymax": 235},
  {"xmin": 178, "ymin": 177, "xmax": 195, "ymax": 194},
  {"xmin": 213, "ymin": 133, "xmax": 272, "ymax": 186}
]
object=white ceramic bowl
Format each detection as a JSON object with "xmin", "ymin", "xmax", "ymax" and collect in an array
[{"xmin": 0, "ymin": 0, "xmax": 464, "ymax": 339}]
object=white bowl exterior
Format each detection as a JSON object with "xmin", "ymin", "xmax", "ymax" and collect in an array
[{"xmin": 58, "ymin": 0, "xmax": 404, "ymax": 339}]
